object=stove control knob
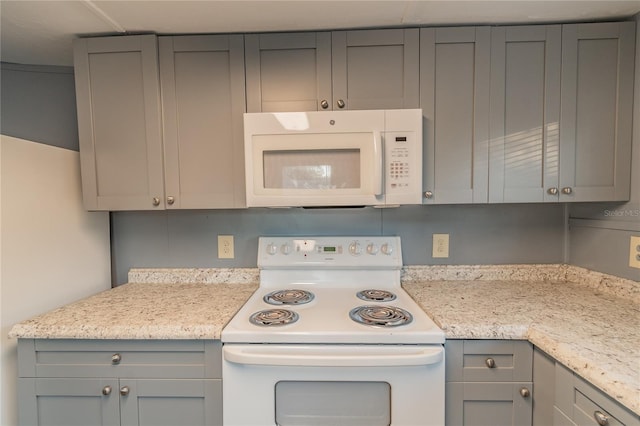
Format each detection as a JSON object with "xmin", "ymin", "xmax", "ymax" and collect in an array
[
  {"xmin": 366, "ymin": 243, "xmax": 379, "ymax": 255},
  {"xmin": 266, "ymin": 243, "xmax": 278, "ymax": 255},
  {"xmin": 349, "ymin": 241, "xmax": 362, "ymax": 256},
  {"xmin": 280, "ymin": 243, "xmax": 292, "ymax": 255},
  {"xmin": 380, "ymin": 243, "xmax": 393, "ymax": 255}
]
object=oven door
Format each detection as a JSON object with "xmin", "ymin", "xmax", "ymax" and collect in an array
[{"xmin": 222, "ymin": 344, "xmax": 445, "ymax": 426}]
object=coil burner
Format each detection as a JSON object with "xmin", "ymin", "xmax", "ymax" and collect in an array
[
  {"xmin": 356, "ymin": 289, "xmax": 397, "ymax": 302},
  {"xmin": 263, "ymin": 289, "xmax": 315, "ymax": 305},
  {"xmin": 249, "ymin": 309, "xmax": 299, "ymax": 326},
  {"xmin": 349, "ymin": 305, "xmax": 413, "ymax": 327}
]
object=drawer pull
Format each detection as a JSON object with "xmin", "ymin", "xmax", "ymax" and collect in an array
[
  {"xmin": 519, "ymin": 387, "xmax": 530, "ymax": 398},
  {"xmin": 102, "ymin": 385, "xmax": 112, "ymax": 396},
  {"xmin": 594, "ymin": 411, "xmax": 609, "ymax": 426},
  {"xmin": 111, "ymin": 353, "xmax": 122, "ymax": 364},
  {"xmin": 485, "ymin": 358, "xmax": 496, "ymax": 368},
  {"xmin": 120, "ymin": 386, "xmax": 130, "ymax": 396}
]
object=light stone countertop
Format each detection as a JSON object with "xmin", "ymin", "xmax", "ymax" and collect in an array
[{"xmin": 9, "ymin": 265, "xmax": 639, "ymax": 415}]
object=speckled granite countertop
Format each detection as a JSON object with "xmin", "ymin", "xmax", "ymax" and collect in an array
[{"xmin": 9, "ymin": 265, "xmax": 639, "ymax": 415}]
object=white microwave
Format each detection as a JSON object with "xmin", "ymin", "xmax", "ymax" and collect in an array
[{"xmin": 244, "ymin": 109, "xmax": 423, "ymax": 207}]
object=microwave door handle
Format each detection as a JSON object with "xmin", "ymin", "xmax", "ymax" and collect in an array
[{"xmin": 373, "ymin": 131, "xmax": 383, "ymax": 196}]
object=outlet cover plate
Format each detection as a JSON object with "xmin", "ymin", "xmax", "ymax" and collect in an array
[
  {"xmin": 218, "ymin": 235, "xmax": 234, "ymax": 259},
  {"xmin": 629, "ymin": 236, "xmax": 640, "ymax": 269},
  {"xmin": 432, "ymin": 234, "xmax": 449, "ymax": 258}
]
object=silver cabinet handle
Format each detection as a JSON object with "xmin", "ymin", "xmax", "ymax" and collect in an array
[
  {"xmin": 593, "ymin": 411, "xmax": 609, "ymax": 426},
  {"xmin": 520, "ymin": 387, "xmax": 530, "ymax": 398},
  {"xmin": 152, "ymin": 197, "xmax": 161, "ymax": 206},
  {"xmin": 102, "ymin": 385, "xmax": 112, "ymax": 396},
  {"xmin": 485, "ymin": 358, "xmax": 496, "ymax": 368},
  {"xmin": 111, "ymin": 353, "xmax": 121, "ymax": 364},
  {"xmin": 562, "ymin": 187, "xmax": 573, "ymax": 195},
  {"xmin": 547, "ymin": 187, "xmax": 558, "ymax": 195},
  {"xmin": 424, "ymin": 191, "xmax": 433, "ymax": 199},
  {"xmin": 320, "ymin": 99, "xmax": 329, "ymax": 109},
  {"xmin": 167, "ymin": 196, "xmax": 175, "ymax": 205},
  {"xmin": 120, "ymin": 386, "xmax": 130, "ymax": 396},
  {"xmin": 336, "ymin": 99, "xmax": 346, "ymax": 109}
]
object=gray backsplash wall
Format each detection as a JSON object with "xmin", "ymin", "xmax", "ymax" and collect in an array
[
  {"xmin": 567, "ymin": 13, "xmax": 640, "ymax": 282},
  {"xmin": 111, "ymin": 204, "xmax": 565, "ymax": 285}
]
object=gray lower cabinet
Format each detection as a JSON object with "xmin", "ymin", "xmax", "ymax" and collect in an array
[
  {"xmin": 16, "ymin": 339, "xmax": 222, "ymax": 426},
  {"xmin": 533, "ymin": 347, "xmax": 639, "ymax": 426},
  {"xmin": 245, "ymin": 28, "xmax": 419, "ymax": 112},
  {"xmin": 420, "ymin": 27, "xmax": 491, "ymax": 204},
  {"xmin": 446, "ymin": 340, "xmax": 534, "ymax": 426}
]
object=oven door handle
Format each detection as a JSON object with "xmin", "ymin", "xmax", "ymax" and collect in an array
[{"xmin": 223, "ymin": 345, "xmax": 443, "ymax": 367}]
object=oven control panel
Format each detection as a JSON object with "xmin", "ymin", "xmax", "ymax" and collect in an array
[{"xmin": 258, "ymin": 236, "xmax": 402, "ymax": 269}]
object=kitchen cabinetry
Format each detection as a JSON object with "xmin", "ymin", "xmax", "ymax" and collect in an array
[
  {"xmin": 488, "ymin": 25, "xmax": 562, "ymax": 203},
  {"xmin": 74, "ymin": 34, "xmax": 246, "ymax": 211},
  {"xmin": 74, "ymin": 35, "xmax": 164, "ymax": 211},
  {"xmin": 420, "ymin": 27, "xmax": 491, "ymax": 204},
  {"xmin": 446, "ymin": 340, "xmax": 533, "ymax": 426},
  {"xmin": 532, "ymin": 347, "xmax": 639, "ymax": 426},
  {"xmin": 245, "ymin": 28, "xmax": 419, "ymax": 112},
  {"xmin": 159, "ymin": 35, "xmax": 246, "ymax": 209},
  {"xmin": 17, "ymin": 339, "xmax": 222, "ymax": 426},
  {"xmin": 559, "ymin": 22, "xmax": 635, "ymax": 202}
]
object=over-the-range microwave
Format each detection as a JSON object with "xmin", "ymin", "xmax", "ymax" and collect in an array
[{"xmin": 244, "ymin": 109, "xmax": 422, "ymax": 208}]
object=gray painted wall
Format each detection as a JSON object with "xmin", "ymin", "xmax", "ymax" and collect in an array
[
  {"xmin": 567, "ymin": 13, "xmax": 640, "ymax": 281},
  {"xmin": 1, "ymin": 62, "xmax": 78, "ymax": 151},
  {"xmin": 111, "ymin": 204, "xmax": 565, "ymax": 285}
]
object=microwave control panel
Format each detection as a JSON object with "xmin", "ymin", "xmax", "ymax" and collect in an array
[{"xmin": 384, "ymin": 131, "xmax": 421, "ymax": 204}]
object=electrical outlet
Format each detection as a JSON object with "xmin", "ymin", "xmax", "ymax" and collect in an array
[
  {"xmin": 218, "ymin": 235, "xmax": 234, "ymax": 259},
  {"xmin": 629, "ymin": 236, "xmax": 640, "ymax": 269},
  {"xmin": 432, "ymin": 234, "xmax": 449, "ymax": 258}
]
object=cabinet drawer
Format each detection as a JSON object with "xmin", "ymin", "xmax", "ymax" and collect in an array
[
  {"xmin": 571, "ymin": 373, "xmax": 638, "ymax": 426},
  {"xmin": 18, "ymin": 339, "xmax": 221, "ymax": 379},
  {"xmin": 446, "ymin": 340, "xmax": 532, "ymax": 382}
]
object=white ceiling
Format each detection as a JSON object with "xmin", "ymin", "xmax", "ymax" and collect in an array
[{"xmin": 2, "ymin": 0, "xmax": 640, "ymax": 67}]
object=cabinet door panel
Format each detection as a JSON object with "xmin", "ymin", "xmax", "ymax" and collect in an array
[
  {"xmin": 19, "ymin": 378, "xmax": 120, "ymax": 426},
  {"xmin": 489, "ymin": 26, "xmax": 561, "ymax": 203},
  {"xmin": 421, "ymin": 27, "xmax": 490, "ymax": 204},
  {"xmin": 559, "ymin": 22, "xmax": 635, "ymax": 201},
  {"xmin": 245, "ymin": 32, "xmax": 331, "ymax": 112},
  {"xmin": 73, "ymin": 35, "xmax": 164, "ymax": 211},
  {"xmin": 447, "ymin": 382, "xmax": 533, "ymax": 426},
  {"xmin": 120, "ymin": 379, "xmax": 222, "ymax": 426},
  {"xmin": 332, "ymin": 29, "xmax": 419, "ymax": 110},
  {"xmin": 159, "ymin": 35, "xmax": 246, "ymax": 209}
]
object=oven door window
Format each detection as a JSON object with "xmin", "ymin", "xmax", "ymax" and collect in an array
[{"xmin": 275, "ymin": 381, "xmax": 390, "ymax": 426}]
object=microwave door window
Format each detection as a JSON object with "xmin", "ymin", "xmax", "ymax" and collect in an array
[{"xmin": 263, "ymin": 150, "xmax": 361, "ymax": 190}]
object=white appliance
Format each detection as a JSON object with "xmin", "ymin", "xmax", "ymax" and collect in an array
[
  {"xmin": 244, "ymin": 109, "xmax": 423, "ymax": 207},
  {"xmin": 222, "ymin": 236, "xmax": 444, "ymax": 426}
]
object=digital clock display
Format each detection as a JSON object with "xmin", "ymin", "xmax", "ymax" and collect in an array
[{"xmin": 323, "ymin": 246, "xmax": 336, "ymax": 252}]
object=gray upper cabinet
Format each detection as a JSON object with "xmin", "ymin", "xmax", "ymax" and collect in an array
[
  {"xmin": 245, "ymin": 29, "xmax": 419, "ymax": 112},
  {"xmin": 245, "ymin": 32, "xmax": 332, "ymax": 112},
  {"xmin": 332, "ymin": 29, "xmax": 419, "ymax": 110},
  {"xmin": 74, "ymin": 35, "xmax": 165, "ymax": 211},
  {"xmin": 159, "ymin": 35, "xmax": 246, "ymax": 209},
  {"xmin": 559, "ymin": 22, "xmax": 635, "ymax": 202},
  {"xmin": 420, "ymin": 27, "xmax": 491, "ymax": 204},
  {"xmin": 489, "ymin": 26, "xmax": 562, "ymax": 203}
]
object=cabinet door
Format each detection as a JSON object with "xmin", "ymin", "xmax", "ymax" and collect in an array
[
  {"xmin": 73, "ymin": 35, "xmax": 164, "ymax": 211},
  {"xmin": 559, "ymin": 22, "xmax": 635, "ymax": 202},
  {"xmin": 489, "ymin": 26, "xmax": 561, "ymax": 203},
  {"xmin": 446, "ymin": 382, "xmax": 533, "ymax": 426},
  {"xmin": 245, "ymin": 32, "xmax": 331, "ymax": 112},
  {"xmin": 18, "ymin": 378, "xmax": 120, "ymax": 426},
  {"xmin": 420, "ymin": 27, "xmax": 490, "ymax": 204},
  {"xmin": 159, "ymin": 35, "xmax": 246, "ymax": 209},
  {"xmin": 119, "ymin": 379, "xmax": 222, "ymax": 426},
  {"xmin": 332, "ymin": 29, "xmax": 419, "ymax": 110}
]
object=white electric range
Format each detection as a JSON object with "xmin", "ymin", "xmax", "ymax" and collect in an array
[{"xmin": 221, "ymin": 236, "xmax": 445, "ymax": 426}]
